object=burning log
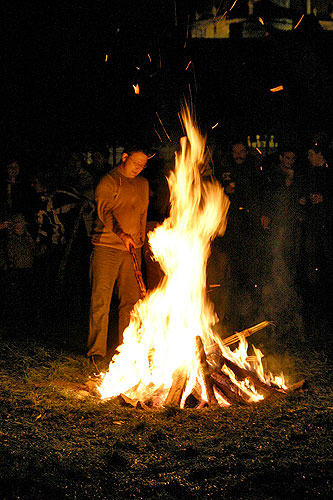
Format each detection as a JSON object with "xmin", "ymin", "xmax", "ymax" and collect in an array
[
  {"xmin": 89, "ymin": 323, "xmax": 297, "ymax": 407},
  {"xmin": 210, "ymin": 371, "xmax": 252, "ymax": 405},
  {"xmin": 165, "ymin": 367, "xmax": 188, "ymax": 407},
  {"xmin": 196, "ymin": 336, "xmax": 219, "ymax": 407},
  {"xmin": 206, "ymin": 322, "xmax": 272, "ymax": 360},
  {"xmin": 218, "ymin": 355, "xmax": 286, "ymax": 396}
]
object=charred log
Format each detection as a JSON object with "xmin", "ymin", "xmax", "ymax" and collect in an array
[
  {"xmin": 210, "ymin": 371, "xmax": 252, "ymax": 404},
  {"xmin": 196, "ymin": 336, "xmax": 219, "ymax": 407}
]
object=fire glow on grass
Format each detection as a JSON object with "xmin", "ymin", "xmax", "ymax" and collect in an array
[{"xmin": 98, "ymin": 106, "xmax": 286, "ymax": 406}]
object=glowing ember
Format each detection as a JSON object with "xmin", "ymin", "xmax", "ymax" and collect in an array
[
  {"xmin": 132, "ymin": 83, "xmax": 140, "ymax": 94},
  {"xmin": 97, "ymin": 106, "xmax": 286, "ymax": 407},
  {"xmin": 270, "ymin": 85, "xmax": 284, "ymax": 93}
]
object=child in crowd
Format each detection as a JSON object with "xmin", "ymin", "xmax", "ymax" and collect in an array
[{"xmin": 2, "ymin": 213, "xmax": 36, "ymax": 332}]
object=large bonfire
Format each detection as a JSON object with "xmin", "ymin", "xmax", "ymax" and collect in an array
[{"xmin": 97, "ymin": 106, "xmax": 287, "ymax": 407}]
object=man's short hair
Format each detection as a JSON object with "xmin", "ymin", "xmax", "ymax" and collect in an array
[
  {"xmin": 122, "ymin": 144, "xmax": 152, "ymax": 158},
  {"xmin": 230, "ymin": 137, "xmax": 248, "ymax": 149},
  {"xmin": 308, "ymin": 141, "xmax": 328, "ymax": 158},
  {"xmin": 278, "ymin": 144, "xmax": 297, "ymax": 156}
]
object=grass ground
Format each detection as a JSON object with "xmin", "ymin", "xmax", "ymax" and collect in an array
[{"xmin": 0, "ymin": 296, "xmax": 332, "ymax": 500}]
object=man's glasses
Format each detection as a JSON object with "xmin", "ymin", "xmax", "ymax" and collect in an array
[{"xmin": 128, "ymin": 157, "xmax": 147, "ymax": 170}]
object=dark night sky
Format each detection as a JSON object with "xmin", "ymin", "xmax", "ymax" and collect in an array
[
  {"xmin": 2, "ymin": 1, "xmax": 332, "ymax": 157},
  {"xmin": 2, "ymin": 2, "xmax": 191, "ymax": 150}
]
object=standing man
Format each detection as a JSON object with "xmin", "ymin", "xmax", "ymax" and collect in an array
[
  {"xmin": 299, "ymin": 141, "xmax": 331, "ymax": 315},
  {"xmin": 260, "ymin": 145, "xmax": 306, "ymax": 331},
  {"xmin": 213, "ymin": 138, "xmax": 265, "ymax": 328},
  {"xmin": 87, "ymin": 145, "xmax": 150, "ymax": 371}
]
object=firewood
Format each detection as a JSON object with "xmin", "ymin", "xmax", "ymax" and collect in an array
[
  {"xmin": 222, "ymin": 321, "xmax": 272, "ymax": 347},
  {"xmin": 191, "ymin": 379, "xmax": 203, "ymax": 401},
  {"xmin": 129, "ymin": 244, "xmax": 147, "ymax": 299},
  {"xmin": 219, "ymin": 355, "xmax": 286, "ymax": 396},
  {"xmin": 206, "ymin": 322, "xmax": 272, "ymax": 362},
  {"xmin": 210, "ymin": 371, "xmax": 251, "ymax": 404},
  {"xmin": 287, "ymin": 379, "xmax": 306, "ymax": 391},
  {"xmin": 164, "ymin": 367, "xmax": 188, "ymax": 407},
  {"xmin": 136, "ymin": 400, "xmax": 151, "ymax": 410},
  {"xmin": 117, "ymin": 393, "xmax": 137, "ymax": 407},
  {"xmin": 212, "ymin": 385, "xmax": 234, "ymax": 406},
  {"xmin": 196, "ymin": 336, "xmax": 219, "ymax": 407}
]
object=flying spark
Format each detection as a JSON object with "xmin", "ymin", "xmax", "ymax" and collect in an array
[
  {"xmin": 294, "ymin": 14, "xmax": 304, "ymax": 29},
  {"xmin": 215, "ymin": 0, "xmax": 240, "ymax": 25},
  {"xmin": 270, "ymin": 85, "xmax": 284, "ymax": 92},
  {"xmin": 154, "ymin": 126, "xmax": 163, "ymax": 143},
  {"xmin": 155, "ymin": 112, "xmax": 171, "ymax": 142}
]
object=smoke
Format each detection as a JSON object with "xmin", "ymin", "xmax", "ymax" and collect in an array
[{"xmin": 260, "ymin": 225, "xmax": 305, "ymax": 344}]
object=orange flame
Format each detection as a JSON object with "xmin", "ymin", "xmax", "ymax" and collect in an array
[
  {"xmin": 132, "ymin": 84, "xmax": 140, "ymax": 94},
  {"xmin": 98, "ymin": 107, "xmax": 286, "ymax": 406}
]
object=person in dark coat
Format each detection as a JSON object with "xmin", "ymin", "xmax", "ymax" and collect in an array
[{"xmin": 298, "ymin": 141, "xmax": 331, "ymax": 315}]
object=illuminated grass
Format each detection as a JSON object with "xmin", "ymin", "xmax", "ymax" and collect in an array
[{"xmin": 0, "ymin": 330, "xmax": 332, "ymax": 500}]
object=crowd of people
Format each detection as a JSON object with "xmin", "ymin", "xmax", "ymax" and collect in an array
[
  {"xmin": 0, "ymin": 132, "xmax": 331, "ymax": 368},
  {"xmin": 210, "ymin": 134, "xmax": 331, "ymax": 339},
  {"xmin": 0, "ymin": 149, "xmax": 108, "ymax": 336}
]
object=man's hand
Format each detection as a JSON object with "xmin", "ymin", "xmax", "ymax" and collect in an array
[
  {"xmin": 224, "ymin": 182, "xmax": 235, "ymax": 195},
  {"xmin": 119, "ymin": 232, "xmax": 135, "ymax": 252}
]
